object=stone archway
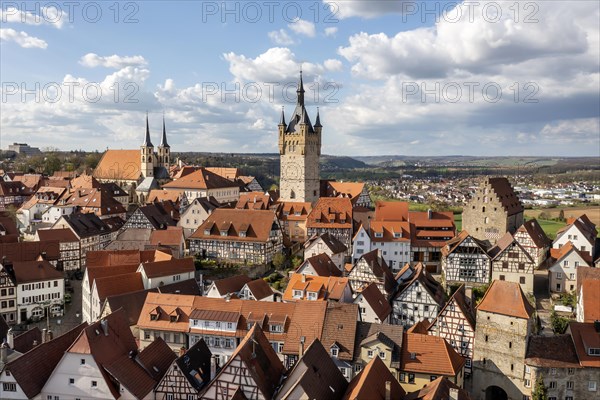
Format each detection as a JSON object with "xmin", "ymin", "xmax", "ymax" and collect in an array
[{"xmin": 485, "ymin": 386, "xmax": 508, "ymax": 400}]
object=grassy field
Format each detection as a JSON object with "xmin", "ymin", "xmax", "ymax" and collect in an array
[
  {"xmin": 454, "ymin": 213, "xmax": 462, "ymax": 232},
  {"xmin": 530, "ymin": 218, "xmax": 566, "ymax": 240},
  {"xmin": 524, "ymin": 206, "xmax": 600, "ymax": 226}
]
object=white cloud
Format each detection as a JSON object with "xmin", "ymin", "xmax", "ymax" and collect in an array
[
  {"xmin": 324, "ymin": 27, "xmax": 338, "ymax": 37},
  {"xmin": 79, "ymin": 53, "xmax": 148, "ymax": 69},
  {"xmin": 324, "ymin": 0, "xmax": 412, "ymax": 19},
  {"xmin": 324, "ymin": 59, "xmax": 343, "ymax": 71},
  {"xmin": 540, "ymin": 118, "xmax": 600, "ymax": 141},
  {"xmin": 0, "ymin": 28, "xmax": 47, "ymax": 49},
  {"xmin": 338, "ymin": 1, "xmax": 592, "ymax": 79},
  {"xmin": 268, "ymin": 29, "xmax": 295, "ymax": 45},
  {"xmin": 0, "ymin": 6, "xmax": 68, "ymax": 29},
  {"xmin": 288, "ymin": 19, "xmax": 316, "ymax": 37}
]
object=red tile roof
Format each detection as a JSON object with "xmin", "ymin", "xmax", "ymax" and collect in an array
[
  {"xmin": 10, "ymin": 260, "xmax": 63, "ymax": 283},
  {"xmin": 477, "ymin": 280, "xmax": 534, "ymax": 319},
  {"xmin": 404, "ymin": 376, "xmax": 472, "ymax": 400},
  {"xmin": 299, "ymin": 253, "xmax": 343, "ymax": 277},
  {"xmin": 93, "ymin": 150, "xmax": 141, "ymax": 181},
  {"xmin": 343, "ymin": 356, "xmax": 405, "ymax": 400},
  {"xmin": 374, "ymin": 201, "xmax": 409, "ymax": 222},
  {"xmin": 190, "ymin": 208, "xmax": 278, "ymax": 243},
  {"xmin": 579, "ymin": 279, "xmax": 600, "ymax": 323},
  {"xmin": 139, "ymin": 257, "xmax": 195, "ymax": 279},
  {"xmin": 401, "ymin": 333, "xmax": 465, "ymax": 376},
  {"xmin": 94, "ymin": 272, "xmax": 145, "ymax": 302},
  {"xmin": 149, "ymin": 226, "xmax": 184, "ymax": 247},
  {"xmin": 356, "ymin": 282, "xmax": 392, "ymax": 322},
  {"xmin": 568, "ymin": 322, "xmax": 600, "ymax": 368},
  {"xmin": 320, "ymin": 303, "xmax": 359, "ymax": 362},
  {"xmin": 307, "ymin": 197, "xmax": 353, "ymax": 229},
  {"xmin": 162, "ymin": 167, "xmax": 239, "ymax": 190},
  {"xmin": 6, "ymin": 323, "xmax": 87, "ymax": 399},
  {"xmin": 37, "ymin": 228, "xmax": 78, "ymax": 243}
]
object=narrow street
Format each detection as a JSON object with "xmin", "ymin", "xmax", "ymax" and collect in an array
[
  {"xmin": 534, "ymin": 270, "xmax": 553, "ymax": 336},
  {"xmin": 28, "ymin": 277, "xmax": 83, "ymax": 337}
]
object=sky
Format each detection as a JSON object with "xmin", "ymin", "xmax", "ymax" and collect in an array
[{"xmin": 0, "ymin": 0, "xmax": 599, "ymax": 157}]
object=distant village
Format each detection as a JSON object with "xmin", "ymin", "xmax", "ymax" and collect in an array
[{"xmin": 0, "ymin": 75, "xmax": 599, "ymax": 400}]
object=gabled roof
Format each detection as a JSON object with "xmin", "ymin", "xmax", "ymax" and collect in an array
[
  {"xmin": 579, "ymin": 279, "xmax": 600, "ymax": 323},
  {"xmin": 401, "ymin": 333, "xmax": 465, "ymax": 376},
  {"xmin": 441, "ymin": 230, "xmax": 490, "ymax": 257},
  {"xmin": 369, "ymin": 220, "xmax": 411, "ymax": 243},
  {"xmin": 404, "ymin": 376, "xmax": 472, "ymax": 400},
  {"xmin": 394, "ymin": 263, "xmax": 445, "ymax": 307},
  {"xmin": 567, "ymin": 322, "xmax": 600, "ymax": 368},
  {"xmin": 356, "ymin": 282, "xmax": 392, "ymax": 322},
  {"xmin": 525, "ymin": 334, "xmax": 581, "ymax": 368},
  {"xmin": 488, "ymin": 232, "xmax": 534, "ymax": 263},
  {"xmin": 305, "ymin": 232, "xmax": 348, "ymax": 254},
  {"xmin": 7, "ymin": 323, "xmax": 87, "ymax": 399},
  {"xmin": 190, "ymin": 209, "xmax": 278, "ymax": 243},
  {"xmin": 486, "ymin": 177, "xmax": 523, "ymax": 216},
  {"xmin": 205, "ymin": 167, "xmax": 240, "ymax": 180},
  {"xmin": 12, "ymin": 327, "xmax": 42, "ymax": 354},
  {"xmin": 577, "ymin": 266, "xmax": 600, "ymax": 297},
  {"xmin": 550, "ymin": 241, "xmax": 593, "ymax": 265},
  {"xmin": 59, "ymin": 212, "xmax": 122, "ymax": 238},
  {"xmin": 374, "ymin": 201, "xmax": 408, "ymax": 222},
  {"xmin": 162, "ymin": 167, "xmax": 239, "ymax": 190},
  {"xmin": 278, "ymin": 339, "xmax": 348, "ymax": 400},
  {"xmin": 477, "ymin": 280, "xmax": 534, "ymax": 319},
  {"xmin": 320, "ymin": 303, "xmax": 358, "ymax": 362},
  {"xmin": 9, "ymin": 260, "xmax": 63, "ymax": 284},
  {"xmin": 429, "ymin": 284, "xmax": 475, "ymax": 332},
  {"xmin": 93, "ymin": 150, "xmax": 141, "ymax": 181},
  {"xmin": 94, "ymin": 272, "xmax": 145, "ymax": 302},
  {"xmin": 558, "ymin": 214, "xmax": 598, "ymax": 241},
  {"xmin": 343, "ymin": 356, "xmax": 405, "ymax": 400},
  {"xmin": 326, "ymin": 181, "xmax": 366, "ymax": 204},
  {"xmin": 236, "ymin": 192, "xmax": 272, "ymax": 210},
  {"xmin": 300, "ymin": 253, "xmax": 342, "ymax": 277},
  {"xmin": 516, "ymin": 219, "xmax": 552, "ymax": 248},
  {"xmin": 138, "ymin": 257, "xmax": 194, "ymax": 279},
  {"xmin": 135, "ymin": 202, "xmax": 178, "ymax": 229},
  {"xmin": 0, "ymin": 240, "xmax": 60, "ymax": 262},
  {"xmin": 243, "ymin": 278, "xmax": 273, "ymax": 300},
  {"xmin": 147, "ymin": 189, "xmax": 185, "ymax": 204},
  {"xmin": 352, "ymin": 249, "xmax": 396, "ymax": 294},
  {"xmin": 86, "ymin": 248, "xmax": 172, "ymax": 268},
  {"xmin": 211, "ymin": 274, "xmax": 252, "ymax": 296},
  {"xmin": 306, "ymin": 197, "xmax": 353, "ymax": 229},
  {"xmin": 174, "ymin": 339, "xmax": 213, "ymax": 391},
  {"xmin": 283, "ymin": 274, "xmax": 350, "ymax": 302},
  {"xmin": 202, "ymin": 324, "xmax": 285, "ymax": 399},
  {"xmin": 37, "ymin": 228, "xmax": 78, "ymax": 243}
]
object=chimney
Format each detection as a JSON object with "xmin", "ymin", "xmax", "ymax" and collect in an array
[
  {"xmin": 449, "ymin": 388, "xmax": 459, "ymax": 400},
  {"xmin": 7, "ymin": 328, "xmax": 14, "ymax": 348},
  {"xmin": 32, "ymin": 340, "xmax": 38, "ymax": 347},
  {"xmin": 299, "ymin": 336, "xmax": 305, "ymax": 357},
  {"xmin": 385, "ymin": 381, "xmax": 391, "ymax": 400},
  {"xmin": 100, "ymin": 319, "xmax": 109, "ymax": 336},
  {"xmin": 427, "ymin": 209, "xmax": 432, "ymax": 219},
  {"xmin": 301, "ymin": 274, "xmax": 306, "ymax": 283},
  {"xmin": 179, "ymin": 347, "xmax": 186, "ymax": 357},
  {"xmin": 0, "ymin": 341, "xmax": 8, "ymax": 365},
  {"xmin": 42, "ymin": 328, "xmax": 47, "ymax": 343},
  {"xmin": 210, "ymin": 355, "xmax": 218, "ymax": 380}
]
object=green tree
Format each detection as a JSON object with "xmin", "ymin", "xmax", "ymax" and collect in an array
[
  {"xmin": 558, "ymin": 209, "xmax": 566, "ymax": 222},
  {"xmin": 532, "ymin": 377, "xmax": 548, "ymax": 400},
  {"xmin": 550, "ymin": 311, "xmax": 569, "ymax": 334},
  {"xmin": 272, "ymin": 253, "xmax": 286, "ymax": 270}
]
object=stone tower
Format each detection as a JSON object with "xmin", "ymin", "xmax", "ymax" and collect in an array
[
  {"xmin": 278, "ymin": 71, "xmax": 322, "ymax": 204},
  {"xmin": 158, "ymin": 115, "xmax": 170, "ymax": 169},
  {"xmin": 141, "ymin": 113, "xmax": 154, "ymax": 178}
]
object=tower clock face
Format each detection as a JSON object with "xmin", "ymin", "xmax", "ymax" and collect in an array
[{"xmin": 285, "ymin": 163, "xmax": 300, "ymax": 179}]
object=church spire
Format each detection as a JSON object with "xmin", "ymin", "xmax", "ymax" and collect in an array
[
  {"xmin": 160, "ymin": 113, "xmax": 169, "ymax": 148},
  {"xmin": 296, "ymin": 70, "xmax": 305, "ymax": 106},
  {"xmin": 279, "ymin": 107, "xmax": 286, "ymax": 126},
  {"xmin": 143, "ymin": 112, "xmax": 153, "ymax": 147},
  {"xmin": 314, "ymin": 107, "xmax": 322, "ymax": 128}
]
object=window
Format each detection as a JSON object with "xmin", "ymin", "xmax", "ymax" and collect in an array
[
  {"xmin": 399, "ymin": 373, "xmax": 405, "ymax": 382},
  {"xmin": 69, "ymin": 378, "xmax": 75, "ymax": 384},
  {"xmin": 367, "ymin": 350, "xmax": 374, "ymax": 358},
  {"xmin": 568, "ymin": 368, "xmax": 575, "ymax": 375},
  {"xmin": 525, "ymin": 365, "xmax": 531, "ymax": 374},
  {"xmin": 509, "ymin": 342, "xmax": 512, "ymax": 349},
  {"xmin": 524, "ymin": 379, "xmax": 531, "ymax": 388},
  {"xmin": 500, "ymin": 275, "xmax": 506, "ymax": 281},
  {"xmin": 551, "ymin": 367, "xmax": 556, "ymax": 375},
  {"xmin": 379, "ymin": 351, "xmax": 386, "ymax": 359},
  {"xmin": 557, "ymin": 272, "xmax": 562, "ymax": 279},
  {"xmin": 81, "ymin": 358, "xmax": 85, "ymax": 365},
  {"xmin": 549, "ymin": 381, "xmax": 556, "ymax": 389},
  {"xmin": 408, "ymin": 373, "xmax": 415, "ymax": 384},
  {"xmin": 465, "ymin": 358, "xmax": 471, "ymax": 368},
  {"xmin": 331, "ymin": 347, "xmax": 339, "ymax": 357},
  {"xmin": 461, "ymin": 341, "xmax": 468, "ymax": 348},
  {"xmin": 589, "ymin": 348, "xmax": 600, "ymax": 356},
  {"xmin": 567, "ymin": 381, "xmax": 573, "ymax": 390},
  {"xmin": 3, "ymin": 383, "xmax": 17, "ymax": 392},
  {"xmin": 430, "ymin": 375, "xmax": 437, "ymax": 381},
  {"xmin": 144, "ymin": 331, "xmax": 151, "ymax": 340},
  {"xmin": 340, "ymin": 367, "xmax": 348, "ymax": 377},
  {"xmin": 167, "ymin": 395, "xmax": 174, "ymax": 400},
  {"xmin": 589, "ymin": 381, "xmax": 597, "ymax": 391},
  {"xmin": 91, "ymin": 381, "xmax": 98, "ymax": 388},
  {"xmin": 520, "ymin": 276, "xmax": 526, "ymax": 284}
]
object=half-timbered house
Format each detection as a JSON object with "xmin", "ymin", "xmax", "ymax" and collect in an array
[
  {"xmin": 352, "ymin": 322, "xmax": 404, "ymax": 380},
  {"xmin": 199, "ymin": 324, "xmax": 285, "ymax": 400},
  {"xmin": 347, "ymin": 249, "xmax": 396, "ymax": 298},
  {"xmin": 441, "ymin": 231, "xmax": 491, "ymax": 287},
  {"xmin": 304, "ymin": 232, "xmax": 347, "ymax": 270},
  {"xmin": 514, "ymin": 219, "xmax": 551, "ymax": 267},
  {"xmin": 306, "ymin": 198, "xmax": 353, "ymax": 255},
  {"xmin": 354, "ymin": 282, "xmax": 392, "ymax": 324},
  {"xmin": 123, "ymin": 201, "xmax": 178, "ymax": 230},
  {"xmin": 295, "ymin": 253, "xmax": 342, "ymax": 277},
  {"xmin": 391, "ymin": 263, "xmax": 445, "ymax": 327},
  {"xmin": 427, "ymin": 284, "xmax": 476, "ymax": 376},
  {"xmin": 154, "ymin": 338, "xmax": 216, "ymax": 400},
  {"xmin": 277, "ymin": 201, "xmax": 311, "ymax": 243},
  {"xmin": 189, "ymin": 209, "xmax": 283, "ymax": 265},
  {"xmin": 489, "ymin": 232, "xmax": 536, "ymax": 294}
]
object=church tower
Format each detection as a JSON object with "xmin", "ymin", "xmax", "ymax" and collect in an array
[
  {"xmin": 158, "ymin": 115, "xmax": 170, "ymax": 169},
  {"xmin": 141, "ymin": 113, "xmax": 154, "ymax": 178},
  {"xmin": 278, "ymin": 71, "xmax": 322, "ymax": 204}
]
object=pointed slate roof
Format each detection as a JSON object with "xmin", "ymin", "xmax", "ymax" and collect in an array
[
  {"xmin": 160, "ymin": 116, "xmax": 169, "ymax": 148},
  {"xmin": 143, "ymin": 113, "xmax": 153, "ymax": 147},
  {"xmin": 285, "ymin": 71, "xmax": 315, "ymax": 134},
  {"xmin": 477, "ymin": 280, "xmax": 534, "ymax": 319}
]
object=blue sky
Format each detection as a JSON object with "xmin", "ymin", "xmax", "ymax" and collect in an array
[{"xmin": 1, "ymin": 1, "xmax": 599, "ymax": 156}]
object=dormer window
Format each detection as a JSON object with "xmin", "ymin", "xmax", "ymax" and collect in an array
[
  {"xmin": 293, "ymin": 290, "xmax": 303, "ymax": 299},
  {"xmin": 330, "ymin": 346, "xmax": 339, "ymax": 358},
  {"xmin": 239, "ymin": 231, "xmax": 247, "ymax": 238},
  {"xmin": 374, "ymin": 232, "xmax": 383, "ymax": 238},
  {"xmin": 170, "ymin": 315, "xmax": 177, "ymax": 322},
  {"xmin": 393, "ymin": 232, "xmax": 401, "ymax": 238},
  {"xmin": 307, "ymin": 292, "xmax": 317, "ymax": 300},
  {"xmin": 220, "ymin": 230, "xmax": 227, "ymax": 236},
  {"xmin": 204, "ymin": 229, "xmax": 211, "ymax": 235},
  {"xmin": 589, "ymin": 348, "xmax": 600, "ymax": 356},
  {"xmin": 270, "ymin": 324, "xmax": 284, "ymax": 333}
]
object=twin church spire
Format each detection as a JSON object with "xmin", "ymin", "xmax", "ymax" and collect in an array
[{"xmin": 142, "ymin": 112, "xmax": 169, "ymax": 149}]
